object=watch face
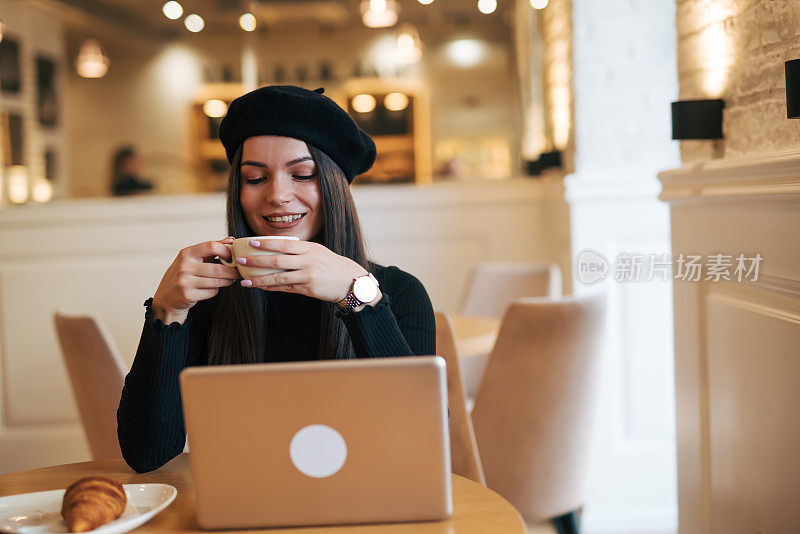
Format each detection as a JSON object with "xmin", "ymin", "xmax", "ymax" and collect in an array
[{"xmin": 353, "ymin": 275, "xmax": 379, "ymax": 303}]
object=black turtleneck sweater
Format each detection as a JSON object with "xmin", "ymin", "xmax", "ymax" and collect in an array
[{"xmin": 117, "ymin": 264, "xmax": 435, "ymax": 473}]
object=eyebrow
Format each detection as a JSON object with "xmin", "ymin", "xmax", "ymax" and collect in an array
[{"xmin": 241, "ymin": 156, "xmax": 313, "ymax": 168}]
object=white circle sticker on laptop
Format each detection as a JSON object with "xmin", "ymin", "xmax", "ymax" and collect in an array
[{"xmin": 289, "ymin": 424, "xmax": 347, "ymax": 478}]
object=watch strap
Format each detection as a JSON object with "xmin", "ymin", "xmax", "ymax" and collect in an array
[
  {"xmin": 337, "ymin": 293, "xmax": 363, "ymax": 310},
  {"xmin": 336, "ymin": 272, "xmax": 379, "ymax": 310}
]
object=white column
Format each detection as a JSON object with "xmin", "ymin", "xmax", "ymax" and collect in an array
[{"xmin": 566, "ymin": 0, "xmax": 679, "ymax": 531}]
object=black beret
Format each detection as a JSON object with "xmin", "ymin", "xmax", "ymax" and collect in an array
[{"xmin": 218, "ymin": 85, "xmax": 376, "ymax": 183}]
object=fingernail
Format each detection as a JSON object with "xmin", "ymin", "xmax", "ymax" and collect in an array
[
  {"xmin": 236, "ymin": 257, "xmax": 247, "ymax": 265},
  {"xmin": 241, "ymin": 279, "xmax": 252, "ymax": 287},
  {"xmin": 249, "ymin": 240, "xmax": 260, "ymax": 248}
]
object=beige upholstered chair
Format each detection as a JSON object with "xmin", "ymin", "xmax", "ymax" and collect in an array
[
  {"xmin": 460, "ymin": 263, "xmax": 562, "ymax": 319},
  {"xmin": 434, "ymin": 311, "xmax": 486, "ymax": 485},
  {"xmin": 471, "ymin": 295, "xmax": 606, "ymax": 533},
  {"xmin": 54, "ymin": 312, "xmax": 127, "ymax": 460}
]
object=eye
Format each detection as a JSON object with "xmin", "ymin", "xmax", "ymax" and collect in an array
[
  {"xmin": 293, "ymin": 174, "xmax": 316, "ymax": 181},
  {"xmin": 244, "ymin": 177, "xmax": 265, "ymax": 185}
]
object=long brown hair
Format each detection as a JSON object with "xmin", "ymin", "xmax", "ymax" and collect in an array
[{"xmin": 207, "ymin": 142, "xmax": 371, "ymax": 365}]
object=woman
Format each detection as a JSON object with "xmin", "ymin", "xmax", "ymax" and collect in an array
[{"xmin": 117, "ymin": 86, "xmax": 435, "ymax": 473}]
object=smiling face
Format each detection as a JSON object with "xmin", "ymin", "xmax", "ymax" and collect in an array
[{"xmin": 239, "ymin": 135, "xmax": 324, "ymax": 241}]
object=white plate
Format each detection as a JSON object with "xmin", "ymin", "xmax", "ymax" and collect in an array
[{"xmin": 0, "ymin": 483, "xmax": 177, "ymax": 534}]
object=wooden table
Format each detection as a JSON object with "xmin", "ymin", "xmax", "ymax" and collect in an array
[
  {"xmin": 0, "ymin": 454, "xmax": 524, "ymax": 533},
  {"xmin": 449, "ymin": 314, "xmax": 501, "ymax": 399}
]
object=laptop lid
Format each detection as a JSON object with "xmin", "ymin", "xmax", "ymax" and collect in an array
[{"xmin": 180, "ymin": 355, "xmax": 452, "ymax": 529}]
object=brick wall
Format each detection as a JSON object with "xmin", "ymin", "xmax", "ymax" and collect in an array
[
  {"xmin": 0, "ymin": 0, "xmax": 66, "ymax": 199},
  {"xmin": 571, "ymin": 0, "xmax": 679, "ymax": 174},
  {"xmin": 676, "ymin": 0, "xmax": 800, "ymax": 161}
]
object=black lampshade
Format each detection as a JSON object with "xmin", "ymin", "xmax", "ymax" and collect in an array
[
  {"xmin": 786, "ymin": 59, "xmax": 800, "ymax": 119},
  {"xmin": 539, "ymin": 150, "xmax": 562, "ymax": 167},
  {"xmin": 671, "ymin": 99, "xmax": 725, "ymax": 140},
  {"xmin": 525, "ymin": 150, "xmax": 562, "ymax": 176}
]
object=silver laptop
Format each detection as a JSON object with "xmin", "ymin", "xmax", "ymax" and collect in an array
[{"xmin": 180, "ymin": 355, "xmax": 452, "ymax": 529}]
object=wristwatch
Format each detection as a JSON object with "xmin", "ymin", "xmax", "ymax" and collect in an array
[{"xmin": 337, "ymin": 272, "xmax": 380, "ymax": 311}]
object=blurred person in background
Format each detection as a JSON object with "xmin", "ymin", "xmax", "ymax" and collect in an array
[{"xmin": 110, "ymin": 145, "xmax": 154, "ymax": 196}]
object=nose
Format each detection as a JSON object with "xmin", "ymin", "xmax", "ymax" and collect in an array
[{"xmin": 266, "ymin": 175, "xmax": 293, "ymax": 205}]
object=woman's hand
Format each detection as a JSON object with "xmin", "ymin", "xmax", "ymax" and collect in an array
[
  {"xmin": 151, "ymin": 237, "xmax": 240, "ymax": 324},
  {"xmin": 239, "ymin": 239, "xmax": 381, "ymax": 307}
]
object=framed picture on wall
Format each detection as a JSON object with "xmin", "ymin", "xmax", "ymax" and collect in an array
[
  {"xmin": 45, "ymin": 148, "xmax": 57, "ymax": 181},
  {"xmin": 36, "ymin": 56, "xmax": 58, "ymax": 127},
  {"xmin": 0, "ymin": 37, "xmax": 22, "ymax": 94},
  {"xmin": 1, "ymin": 112, "xmax": 25, "ymax": 165}
]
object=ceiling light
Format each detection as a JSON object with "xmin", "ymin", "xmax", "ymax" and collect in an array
[
  {"xmin": 75, "ymin": 39, "xmax": 110, "ymax": 78},
  {"xmin": 418, "ymin": 0, "xmax": 434, "ymax": 4},
  {"xmin": 396, "ymin": 24, "xmax": 422, "ymax": 64},
  {"xmin": 361, "ymin": 0, "xmax": 399, "ymax": 28},
  {"xmin": 384, "ymin": 92, "xmax": 409, "ymax": 111},
  {"xmin": 162, "ymin": 1, "xmax": 183, "ymax": 20},
  {"xmin": 530, "ymin": 0, "xmax": 549, "ymax": 8},
  {"xmin": 478, "ymin": 0, "xmax": 497, "ymax": 14},
  {"xmin": 352, "ymin": 94, "xmax": 377, "ymax": 113},
  {"xmin": 239, "ymin": 13, "xmax": 257, "ymax": 32},
  {"xmin": 203, "ymin": 99, "xmax": 228, "ymax": 118},
  {"xmin": 446, "ymin": 39, "xmax": 486, "ymax": 68},
  {"xmin": 398, "ymin": 33, "xmax": 414, "ymax": 50},
  {"xmin": 184, "ymin": 14, "xmax": 204, "ymax": 33}
]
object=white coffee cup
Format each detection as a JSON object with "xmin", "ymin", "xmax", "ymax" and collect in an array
[{"xmin": 220, "ymin": 236, "xmax": 299, "ymax": 278}]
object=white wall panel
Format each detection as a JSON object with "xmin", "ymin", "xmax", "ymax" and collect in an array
[
  {"xmin": 706, "ymin": 287, "xmax": 800, "ymax": 533},
  {"xmin": 0, "ymin": 257, "xmax": 167, "ymax": 424},
  {"xmin": 660, "ymin": 148, "xmax": 800, "ymax": 534}
]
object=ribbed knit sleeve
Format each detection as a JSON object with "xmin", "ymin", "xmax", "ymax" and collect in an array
[
  {"xmin": 341, "ymin": 267, "xmax": 436, "ymax": 357},
  {"xmin": 116, "ymin": 299, "xmax": 207, "ymax": 473}
]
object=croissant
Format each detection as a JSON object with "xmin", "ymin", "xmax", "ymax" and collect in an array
[{"xmin": 60, "ymin": 476, "xmax": 127, "ymax": 533}]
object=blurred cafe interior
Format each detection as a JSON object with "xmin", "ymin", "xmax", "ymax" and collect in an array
[{"xmin": 0, "ymin": 0, "xmax": 799, "ymax": 533}]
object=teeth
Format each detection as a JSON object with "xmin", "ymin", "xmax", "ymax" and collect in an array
[{"xmin": 266, "ymin": 214, "xmax": 302, "ymax": 222}]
